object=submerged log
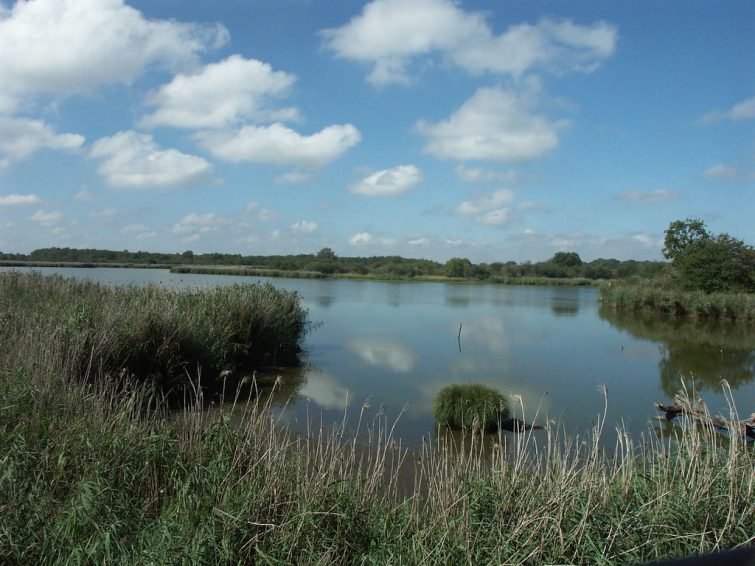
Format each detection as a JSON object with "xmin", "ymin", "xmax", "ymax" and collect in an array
[
  {"xmin": 499, "ymin": 416, "xmax": 544, "ymax": 433},
  {"xmin": 655, "ymin": 397, "xmax": 755, "ymax": 440}
]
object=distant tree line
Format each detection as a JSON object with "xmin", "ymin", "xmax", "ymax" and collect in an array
[{"xmin": 0, "ymin": 246, "xmax": 669, "ymax": 281}]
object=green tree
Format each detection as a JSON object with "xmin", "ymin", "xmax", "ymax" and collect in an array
[
  {"xmin": 444, "ymin": 257, "xmax": 472, "ymax": 278},
  {"xmin": 663, "ymin": 218, "xmax": 754, "ymax": 292},
  {"xmin": 316, "ymin": 247, "xmax": 337, "ymax": 261},
  {"xmin": 662, "ymin": 218, "xmax": 709, "ymax": 261},
  {"xmin": 550, "ymin": 251, "xmax": 582, "ymax": 267}
]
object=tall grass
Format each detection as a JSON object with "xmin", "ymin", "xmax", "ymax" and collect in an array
[
  {"xmin": 0, "ymin": 271, "xmax": 311, "ymax": 395},
  {"xmin": 600, "ymin": 280, "xmax": 755, "ymax": 322},
  {"xmin": 1, "ymin": 272, "xmax": 753, "ymax": 563}
]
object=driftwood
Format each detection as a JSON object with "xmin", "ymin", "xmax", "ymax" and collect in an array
[{"xmin": 655, "ymin": 397, "xmax": 755, "ymax": 440}]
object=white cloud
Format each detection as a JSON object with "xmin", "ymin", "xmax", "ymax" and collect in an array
[
  {"xmin": 455, "ymin": 189, "xmax": 515, "ymax": 216},
  {"xmin": 477, "ymin": 208, "xmax": 510, "ymax": 225},
  {"xmin": 0, "ymin": 117, "xmax": 84, "ymax": 168},
  {"xmin": 416, "ymin": 85, "xmax": 563, "ymax": 162},
  {"xmin": 348, "ymin": 232, "xmax": 396, "ymax": 246},
  {"xmin": 121, "ymin": 224, "xmax": 157, "ymax": 240},
  {"xmin": 350, "ymin": 164, "xmax": 423, "ymax": 197},
  {"xmin": 194, "ymin": 123, "xmax": 361, "ymax": 168},
  {"xmin": 349, "ymin": 232, "xmax": 374, "ymax": 245},
  {"xmin": 408, "ymin": 237, "xmax": 430, "ymax": 246},
  {"xmin": 74, "ymin": 189, "xmax": 94, "ymax": 202},
  {"xmin": 141, "ymin": 55, "xmax": 298, "ymax": 129},
  {"xmin": 614, "ymin": 189, "xmax": 679, "ymax": 204},
  {"xmin": 90, "ymin": 131, "xmax": 212, "ymax": 188},
  {"xmin": 701, "ymin": 163, "xmax": 740, "ymax": 181},
  {"xmin": 322, "ymin": 0, "xmax": 617, "ymax": 86},
  {"xmin": 632, "ymin": 234, "xmax": 654, "ymax": 247},
  {"xmin": 0, "ymin": 193, "xmax": 41, "ymax": 206},
  {"xmin": 291, "ymin": 220, "xmax": 318, "ymax": 234},
  {"xmin": 0, "ymin": 0, "xmax": 227, "ymax": 113},
  {"xmin": 275, "ymin": 170, "xmax": 312, "ymax": 184},
  {"xmin": 171, "ymin": 212, "xmax": 230, "ymax": 241},
  {"xmin": 29, "ymin": 209, "xmax": 63, "ymax": 226},
  {"xmin": 257, "ymin": 208, "xmax": 279, "ymax": 222},
  {"xmin": 700, "ymin": 95, "xmax": 755, "ymax": 124},
  {"xmin": 454, "ymin": 164, "xmax": 519, "ymax": 184}
]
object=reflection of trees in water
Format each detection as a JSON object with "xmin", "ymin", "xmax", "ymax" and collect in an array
[
  {"xmin": 315, "ymin": 295, "xmax": 334, "ymax": 308},
  {"xmin": 599, "ymin": 306, "xmax": 755, "ymax": 397},
  {"xmin": 551, "ymin": 300, "xmax": 579, "ymax": 317}
]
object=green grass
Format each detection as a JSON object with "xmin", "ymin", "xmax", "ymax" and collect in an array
[
  {"xmin": 1, "ymin": 272, "xmax": 753, "ymax": 563},
  {"xmin": 600, "ymin": 280, "xmax": 755, "ymax": 322},
  {"xmin": 433, "ymin": 383, "xmax": 509, "ymax": 433}
]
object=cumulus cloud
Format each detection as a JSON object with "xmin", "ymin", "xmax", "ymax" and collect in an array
[
  {"xmin": 90, "ymin": 131, "xmax": 213, "ymax": 188},
  {"xmin": 416, "ymin": 86, "xmax": 563, "ymax": 162},
  {"xmin": 0, "ymin": 193, "xmax": 41, "ymax": 206},
  {"xmin": 0, "ymin": 0, "xmax": 227, "ymax": 113},
  {"xmin": 700, "ymin": 95, "xmax": 755, "ymax": 124},
  {"xmin": 141, "ymin": 55, "xmax": 298, "ymax": 129},
  {"xmin": 0, "ymin": 117, "xmax": 84, "ymax": 168},
  {"xmin": 322, "ymin": 0, "xmax": 617, "ymax": 86},
  {"xmin": 455, "ymin": 189, "xmax": 515, "ymax": 225},
  {"xmin": 349, "ymin": 232, "xmax": 396, "ymax": 246},
  {"xmin": 614, "ymin": 189, "xmax": 679, "ymax": 204},
  {"xmin": 171, "ymin": 212, "xmax": 230, "ymax": 242},
  {"xmin": 29, "ymin": 209, "xmax": 63, "ymax": 226},
  {"xmin": 291, "ymin": 220, "xmax": 318, "ymax": 234},
  {"xmin": 194, "ymin": 123, "xmax": 361, "ymax": 168},
  {"xmin": 350, "ymin": 164, "xmax": 423, "ymax": 197},
  {"xmin": 454, "ymin": 164, "xmax": 519, "ymax": 184}
]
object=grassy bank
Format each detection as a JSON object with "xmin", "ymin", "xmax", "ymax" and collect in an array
[
  {"xmin": 600, "ymin": 281, "xmax": 755, "ymax": 323},
  {"xmin": 171, "ymin": 263, "xmax": 595, "ymax": 286},
  {"xmin": 0, "ymin": 260, "xmax": 172, "ymax": 269},
  {"xmin": 1, "ymin": 272, "xmax": 753, "ymax": 563}
]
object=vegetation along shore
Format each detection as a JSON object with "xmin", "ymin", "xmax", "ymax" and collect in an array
[{"xmin": 1, "ymin": 271, "xmax": 753, "ymax": 563}]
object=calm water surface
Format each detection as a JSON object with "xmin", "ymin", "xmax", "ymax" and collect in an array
[{"xmin": 6, "ymin": 266, "xmax": 754, "ymax": 445}]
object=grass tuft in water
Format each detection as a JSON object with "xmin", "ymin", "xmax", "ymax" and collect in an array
[{"xmin": 433, "ymin": 383, "xmax": 509, "ymax": 432}]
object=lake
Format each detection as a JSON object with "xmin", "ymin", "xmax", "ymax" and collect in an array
[{"xmin": 4, "ymin": 266, "xmax": 754, "ymax": 446}]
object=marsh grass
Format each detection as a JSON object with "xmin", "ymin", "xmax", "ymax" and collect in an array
[
  {"xmin": 1, "ymin": 272, "xmax": 754, "ymax": 563},
  {"xmin": 0, "ymin": 271, "xmax": 311, "ymax": 397},
  {"xmin": 433, "ymin": 383, "xmax": 509, "ymax": 433},
  {"xmin": 600, "ymin": 281, "xmax": 755, "ymax": 322}
]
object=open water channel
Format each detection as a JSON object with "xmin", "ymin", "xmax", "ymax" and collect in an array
[{"xmin": 5, "ymin": 266, "xmax": 754, "ymax": 446}]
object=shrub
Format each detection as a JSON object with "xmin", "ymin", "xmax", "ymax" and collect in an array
[{"xmin": 433, "ymin": 383, "xmax": 508, "ymax": 433}]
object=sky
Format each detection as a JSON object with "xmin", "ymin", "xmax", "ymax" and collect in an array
[{"xmin": 0, "ymin": 0, "xmax": 753, "ymax": 263}]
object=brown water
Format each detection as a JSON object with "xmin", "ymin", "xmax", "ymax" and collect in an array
[{"xmin": 5, "ymin": 266, "xmax": 753, "ymax": 446}]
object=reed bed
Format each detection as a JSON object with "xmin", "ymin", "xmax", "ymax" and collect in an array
[
  {"xmin": 600, "ymin": 281, "xmax": 755, "ymax": 322},
  {"xmin": 1, "ymin": 272, "xmax": 753, "ymax": 564},
  {"xmin": 0, "ymin": 271, "xmax": 311, "ymax": 395}
]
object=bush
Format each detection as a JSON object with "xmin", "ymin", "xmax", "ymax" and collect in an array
[{"xmin": 433, "ymin": 383, "xmax": 508, "ymax": 433}]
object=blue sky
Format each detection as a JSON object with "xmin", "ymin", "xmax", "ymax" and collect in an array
[{"xmin": 0, "ymin": 0, "xmax": 752, "ymax": 262}]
